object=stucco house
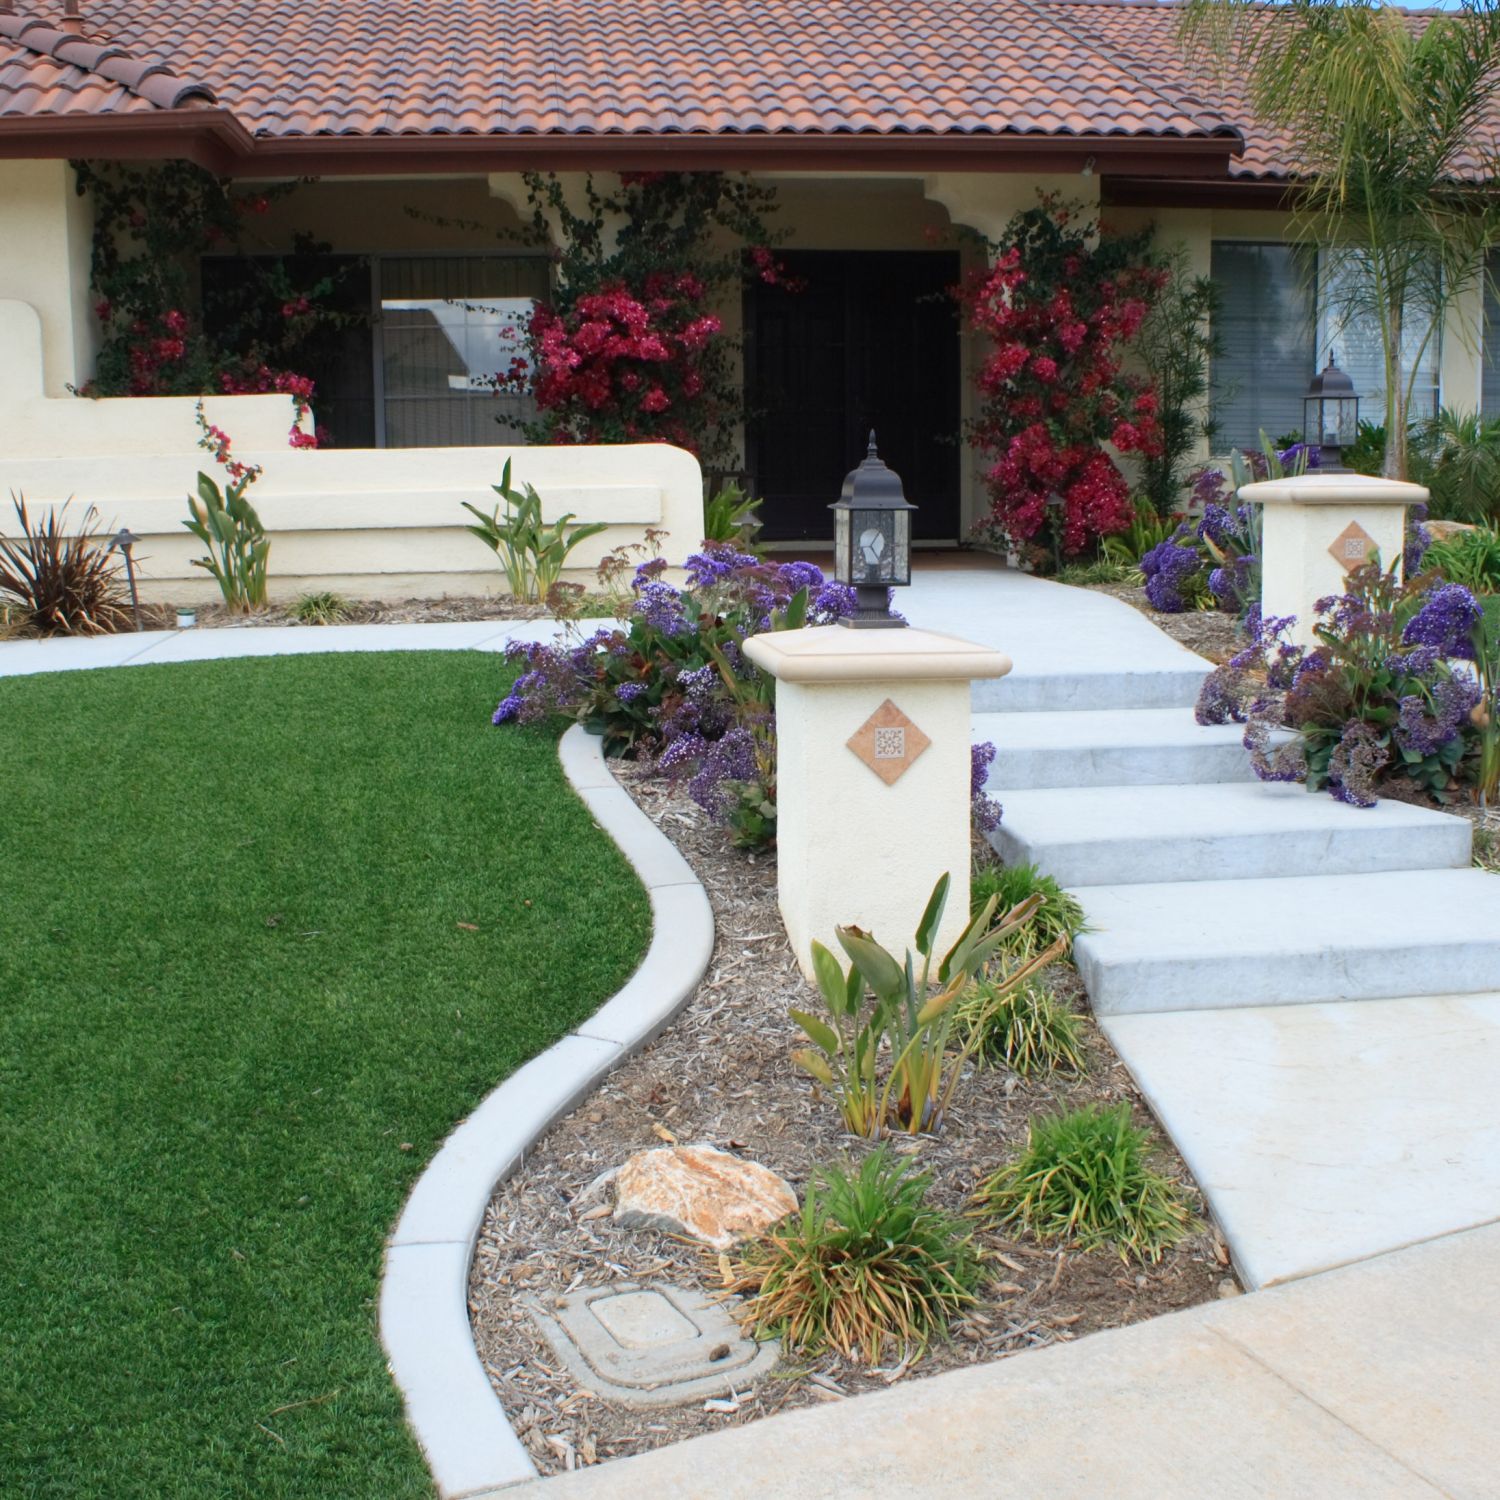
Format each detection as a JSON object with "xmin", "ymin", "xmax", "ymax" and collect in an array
[{"xmin": 0, "ymin": 0, "xmax": 1493, "ymax": 596}]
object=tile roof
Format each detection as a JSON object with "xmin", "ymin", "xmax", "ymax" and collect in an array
[{"xmin": 0, "ymin": 0, "xmax": 1241, "ymax": 150}]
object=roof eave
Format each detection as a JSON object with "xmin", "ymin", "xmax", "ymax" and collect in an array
[{"xmin": 0, "ymin": 113, "xmax": 1241, "ymax": 177}]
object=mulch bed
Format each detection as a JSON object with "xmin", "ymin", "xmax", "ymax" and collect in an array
[
  {"xmin": 467, "ymin": 765, "xmax": 1229, "ymax": 1478},
  {"xmin": 137, "ymin": 595, "xmax": 553, "ymax": 629}
]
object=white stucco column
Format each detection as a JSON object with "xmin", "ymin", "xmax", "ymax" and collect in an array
[
  {"xmin": 1243, "ymin": 473, "xmax": 1429, "ymax": 649},
  {"xmin": 743, "ymin": 625, "xmax": 1011, "ymax": 980}
]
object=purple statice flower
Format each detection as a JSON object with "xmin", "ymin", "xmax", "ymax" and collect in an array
[
  {"xmin": 1327, "ymin": 720, "xmax": 1388, "ymax": 808},
  {"xmin": 632, "ymin": 580, "xmax": 689, "ymax": 636},
  {"xmin": 1403, "ymin": 583, "xmax": 1481, "ymax": 661},
  {"xmin": 684, "ymin": 545, "xmax": 760, "ymax": 590},
  {"xmin": 1394, "ymin": 677, "xmax": 1482, "ymax": 757},
  {"xmin": 615, "ymin": 681, "xmax": 647, "ymax": 703},
  {"xmin": 775, "ymin": 559, "xmax": 825, "ymax": 594},
  {"xmin": 632, "ymin": 556, "xmax": 669, "ymax": 589},
  {"xmin": 1277, "ymin": 442, "xmax": 1320, "ymax": 472},
  {"xmin": 1197, "ymin": 503, "xmax": 1236, "ymax": 547},
  {"xmin": 970, "ymin": 741, "xmax": 1003, "ymax": 834},
  {"xmin": 684, "ymin": 726, "xmax": 760, "ymax": 821},
  {"xmin": 1190, "ymin": 465, "xmax": 1227, "ymax": 508},
  {"xmin": 1140, "ymin": 536, "xmax": 1201, "ymax": 613},
  {"xmin": 810, "ymin": 581, "xmax": 858, "ymax": 622},
  {"xmin": 1195, "ymin": 666, "xmax": 1245, "ymax": 725},
  {"xmin": 1243, "ymin": 702, "xmax": 1307, "ymax": 784},
  {"xmin": 1384, "ymin": 644, "xmax": 1441, "ymax": 680}
]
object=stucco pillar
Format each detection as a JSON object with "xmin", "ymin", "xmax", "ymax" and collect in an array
[
  {"xmin": 742, "ymin": 625, "xmax": 1011, "ymax": 980},
  {"xmin": 0, "ymin": 159, "xmax": 95, "ymax": 396},
  {"xmin": 1243, "ymin": 473, "xmax": 1429, "ymax": 649}
]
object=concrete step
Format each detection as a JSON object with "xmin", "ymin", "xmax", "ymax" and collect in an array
[
  {"xmin": 972, "ymin": 664, "xmax": 1207, "ymax": 714},
  {"xmin": 1073, "ymin": 868, "xmax": 1500, "ymax": 1015},
  {"xmin": 990, "ymin": 781, "xmax": 1470, "ymax": 887},
  {"xmin": 1103, "ymin": 993, "xmax": 1500, "ymax": 1289},
  {"xmin": 974, "ymin": 707, "xmax": 1263, "ymax": 790}
]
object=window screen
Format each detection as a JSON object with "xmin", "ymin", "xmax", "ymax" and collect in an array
[
  {"xmin": 1317, "ymin": 253, "xmax": 1441, "ymax": 426},
  {"xmin": 1483, "ymin": 251, "xmax": 1500, "ymax": 415},
  {"xmin": 1210, "ymin": 243, "xmax": 1316, "ymax": 449},
  {"xmin": 378, "ymin": 255, "xmax": 550, "ymax": 448}
]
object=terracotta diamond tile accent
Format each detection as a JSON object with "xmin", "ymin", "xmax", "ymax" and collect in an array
[
  {"xmin": 1329, "ymin": 520, "xmax": 1378, "ymax": 574},
  {"xmin": 847, "ymin": 699, "xmax": 931, "ymax": 786}
]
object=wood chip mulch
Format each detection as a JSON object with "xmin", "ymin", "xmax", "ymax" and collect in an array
[{"xmin": 467, "ymin": 765, "xmax": 1229, "ymax": 1478}]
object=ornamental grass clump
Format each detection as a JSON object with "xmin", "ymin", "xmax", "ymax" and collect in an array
[
  {"xmin": 961, "ymin": 978, "xmax": 1088, "ymax": 1078},
  {"xmin": 728, "ymin": 1147, "xmax": 982, "ymax": 1364},
  {"xmin": 0, "ymin": 497, "xmax": 133, "ymax": 637},
  {"xmin": 970, "ymin": 861, "xmax": 1086, "ymax": 958},
  {"xmin": 979, "ymin": 1102, "xmax": 1196, "ymax": 1263}
]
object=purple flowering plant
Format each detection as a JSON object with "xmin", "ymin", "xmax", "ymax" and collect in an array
[
  {"xmin": 493, "ymin": 544, "xmax": 858, "ymax": 846},
  {"xmin": 1196, "ymin": 562, "xmax": 1484, "ymax": 805}
]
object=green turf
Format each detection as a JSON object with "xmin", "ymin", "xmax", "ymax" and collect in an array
[{"xmin": 0, "ymin": 651, "xmax": 650, "ymax": 1499}]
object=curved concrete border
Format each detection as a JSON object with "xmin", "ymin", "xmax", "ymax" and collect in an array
[
  {"xmin": 379, "ymin": 726, "xmax": 714, "ymax": 1497},
  {"xmin": 0, "ymin": 630, "xmax": 715, "ymax": 1498}
]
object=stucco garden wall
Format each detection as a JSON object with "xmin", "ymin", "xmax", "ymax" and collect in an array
[{"xmin": 0, "ymin": 299, "xmax": 703, "ymax": 604}]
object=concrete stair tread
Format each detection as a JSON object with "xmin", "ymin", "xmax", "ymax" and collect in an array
[
  {"xmin": 994, "ymin": 781, "xmax": 1470, "ymax": 886},
  {"xmin": 1104, "ymin": 993, "xmax": 1500, "ymax": 1289},
  {"xmin": 1073, "ymin": 868, "xmax": 1500, "ymax": 1013},
  {"xmin": 974, "ymin": 706, "xmax": 1248, "ymax": 751}
]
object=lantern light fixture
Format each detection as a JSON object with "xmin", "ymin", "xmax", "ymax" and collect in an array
[
  {"xmin": 1303, "ymin": 353, "xmax": 1360, "ymax": 472},
  {"xmin": 828, "ymin": 431, "xmax": 916, "ymax": 629}
]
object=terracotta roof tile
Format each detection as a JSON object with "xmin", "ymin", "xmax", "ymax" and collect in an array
[{"xmin": 0, "ymin": 0, "xmax": 1240, "ymax": 145}]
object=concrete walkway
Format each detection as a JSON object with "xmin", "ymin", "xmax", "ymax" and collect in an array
[
  {"xmin": 962, "ymin": 571, "xmax": 1500, "ymax": 1292},
  {"xmin": 509, "ymin": 1220, "xmax": 1500, "ymax": 1500}
]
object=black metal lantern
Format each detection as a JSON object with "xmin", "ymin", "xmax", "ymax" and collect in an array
[
  {"xmin": 828, "ymin": 432, "xmax": 916, "ymax": 629},
  {"xmin": 1303, "ymin": 353, "xmax": 1360, "ymax": 472}
]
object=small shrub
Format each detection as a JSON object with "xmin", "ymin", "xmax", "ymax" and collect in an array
[
  {"xmin": 702, "ymin": 480, "xmax": 763, "ymax": 550},
  {"xmin": 1425, "ymin": 527, "xmax": 1500, "ymax": 594},
  {"xmin": 729, "ymin": 1147, "xmax": 981, "ymax": 1364},
  {"xmin": 979, "ymin": 1102, "xmax": 1196, "ymax": 1262},
  {"xmin": 970, "ymin": 862, "xmax": 1086, "ymax": 956},
  {"xmin": 792, "ymin": 872, "xmax": 1062, "ymax": 1136},
  {"xmin": 188, "ymin": 408, "xmax": 270, "ymax": 611},
  {"xmin": 962, "ymin": 978, "xmax": 1088, "ymax": 1077},
  {"xmin": 1054, "ymin": 557, "xmax": 1139, "ymax": 588},
  {"xmin": 291, "ymin": 590, "xmax": 351, "ymax": 625},
  {"xmin": 0, "ymin": 497, "xmax": 132, "ymax": 636},
  {"xmin": 462, "ymin": 457, "xmax": 609, "ymax": 602}
]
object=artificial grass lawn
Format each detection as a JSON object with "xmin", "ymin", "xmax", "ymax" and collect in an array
[{"xmin": 0, "ymin": 651, "xmax": 650, "ymax": 1499}]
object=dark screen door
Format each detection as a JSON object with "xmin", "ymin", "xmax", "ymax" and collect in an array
[{"xmin": 744, "ymin": 251, "xmax": 962, "ymax": 542}]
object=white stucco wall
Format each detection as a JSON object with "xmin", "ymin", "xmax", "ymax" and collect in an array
[{"xmin": 0, "ymin": 299, "xmax": 703, "ymax": 603}]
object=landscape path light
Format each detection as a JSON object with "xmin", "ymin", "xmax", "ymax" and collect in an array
[
  {"xmin": 105, "ymin": 526, "xmax": 142, "ymax": 631},
  {"xmin": 829, "ymin": 431, "xmax": 916, "ymax": 629}
]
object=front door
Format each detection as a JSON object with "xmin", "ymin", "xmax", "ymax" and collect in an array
[{"xmin": 744, "ymin": 250, "xmax": 962, "ymax": 542}]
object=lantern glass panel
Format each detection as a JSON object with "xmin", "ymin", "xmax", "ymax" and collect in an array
[
  {"xmin": 1305, "ymin": 393, "xmax": 1359, "ymax": 449},
  {"xmin": 852, "ymin": 507, "xmax": 899, "ymax": 586},
  {"xmin": 834, "ymin": 506, "xmax": 852, "ymax": 585}
]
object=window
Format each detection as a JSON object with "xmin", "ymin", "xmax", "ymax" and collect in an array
[
  {"xmin": 1210, "ymin": 243, "xmax": 1316, "ymax": 449},
  {"xmin": 1211, "ymin": 243, "xmax": 1442, "ymax": 448},
  {"xmin": 1482, "ymin": 251, "xmax": 1500, "ymax": 415},
  {"xmin": 377, "ymin": 255, "xmax": 550, "ymax": 448}
]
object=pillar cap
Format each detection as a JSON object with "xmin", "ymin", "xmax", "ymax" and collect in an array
[
  {"xmin": 743, "ymin": 624, "xmax": 1012, "ymax": 684},
  {"xmin": 1240, "ymin": 473, "xmax": 1429, "ymax": 507}
]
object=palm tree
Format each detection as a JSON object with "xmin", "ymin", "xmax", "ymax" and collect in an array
[{"xmin": 1181, "ymin": 0, "xmax": 1500, "ymax": 479}]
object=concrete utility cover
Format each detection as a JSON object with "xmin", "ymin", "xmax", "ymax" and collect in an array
[{"xmin": 526, "ymin": 1280, "xmax": 779, "ymax": 1407}]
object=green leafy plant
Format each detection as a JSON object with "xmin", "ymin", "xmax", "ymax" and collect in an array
[
  {"xmin": 979, "ymin": 1101, "xmax": 1196, "ymax": 1262},
  {"xmin": 792, "ymin": 873, "xmax": 1063, "ymax": 1136},
  {"xmin": 0, "ymin": 497, "xmax": 132, "ymax": 636},
  {"xmin": 463, "ymin": 459, "xmax": 610, "ymax": 603},
  {"xmin": 1417, "ymin": 410, "xmax": 1500, "ymax": 524},
  {"xmin": 1054, "ymin": 557, "xmax": 1139, "ymax": 588},
  {"xmin": 970, "ymin": 862, "xmax": 1087, "ymax": 957},
  {"xmin": 702, "ymin": 481, "xmax": 764, "ymax": 549},
  {"xmin": 961, "ymin": 978, "xmax": 1088, "ymax": 1077},
  {"xmin": 185, "ymin": 470, "xmax": 270, "ymax": 611},
  {"xmin": 1100, "ymin": 497, "xmax": 1180, "ymax": 569},
  {"xmin": 1424, "ymin": 527, "xmax": 1500, "ymax": 594},
  {"xmin": 1470, "ymin": 594, "xmax": 1500, "ymax": 810},
  {"xmin": 291, "ymin": 590, "xmax": 351, "ymax": 625},
  {"xmin": 727, "ymin": 1146, "xmax": 981, "ymax": 1364}
]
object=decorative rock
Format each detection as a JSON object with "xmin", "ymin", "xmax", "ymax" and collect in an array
[
  {"xmin": 612, "ymin": 1143, "xmax": 797, "ymax": 1249},
  {"xmin": 1424, "ymin": 519, "xmax": 1477, "ymax": 541}
]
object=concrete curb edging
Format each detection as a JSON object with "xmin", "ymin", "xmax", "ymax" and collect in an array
[{"xmin": 379, "ymin": 723, "xmax": 715, "ymax": 1498}]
